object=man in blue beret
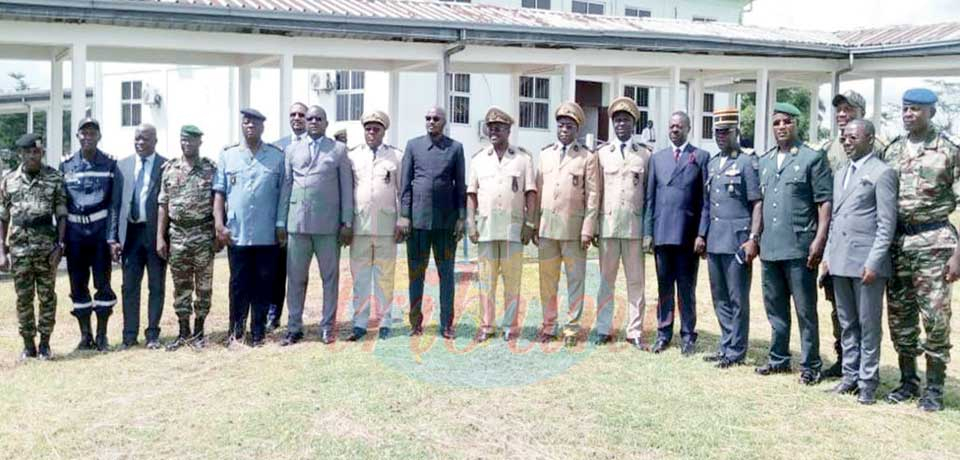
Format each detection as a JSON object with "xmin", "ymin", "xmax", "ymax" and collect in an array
[{"xmin": 883, "ymin": 88, "xmax": 958, "ymax": 411}]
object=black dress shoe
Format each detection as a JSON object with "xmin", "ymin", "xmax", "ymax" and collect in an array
[
  {"xmin": 652, "ymin": 339, "xmax": 669, "ymax": 354},
  {"xmin": 755, "ymin": 362, "xmax": 792, "ymax": 376},
  {"xmin": 858, "ymin": 387, "xmax": 877, "ymax": 405},
  {"xmin": 409, "ymin": 325, "xmax": 424, "ymax": 337},
  {"xmin": 627, "ymin": 337, "xmax": 649, "ymax": 351},
  {"xmin": 441, "ymin": 327, "xmax": 456, "ymax": 340},
  {"xmin": 250, "ymin": 336, "xmax": 265, "ymax": 348},
  {"xmin": 119, "ymin": 340, "xmax": 139, "ymax": 351},
  {"xmin": 829, "ymin": 381, "xmax": 859, "ymax": 395},
  {"xmin": 822, "ymin": 361, "xmax": 843, "ymax": 379},
  {"xmin": 799, "ymin": 369, "xmax": 823, "ymax": 385},
  {"xmin": 280, "ymin": 332, "xmax": 303, "ymax": 347},
  {"xmin": 378, "ymin": 328, "xmax": 390, "ymax": 340},
  {"xmin": 145, "ymin": 339, "xmax": 162, "ymax": 350},
  {"xmin": 320, "ymin": 330, "xmax": 335, "ymax": 345},
  {"xmin": 594, "ymin": 334, "xmax": 613, "ymax": 346},
  {"xmin": 347, "ymin": 327, "xmax": 367, "ymax": 342},
  {"xmin": 716, "ymin": 357, "xmax": 744, "ymax": 369},
  {"xmin": 703, "ymin": 352, "xmax": 723, "ymax": 362}
]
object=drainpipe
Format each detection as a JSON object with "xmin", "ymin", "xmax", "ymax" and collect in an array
[
  {"xmin": 442, "ymin": 30, "xmax": 468, "ymax": 258},
  {"xmin": 830, "ymin": 52, "xmax": 855, "ymax": 138}
]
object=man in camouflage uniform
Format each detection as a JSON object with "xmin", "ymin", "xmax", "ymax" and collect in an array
[
  {"xmin": 0, "ymin": 133, "xmax": 67, "ymax": 360},
  {"xmin": 157, "ymin": 125, "xmax": 218, "ymax": 350},
  {"xmin": 817, "ymin": 90, "xmax": 888, "ymax": 378},
  {"xmin": 884, "ymin": 88, "xmax": 958, "ymax": 411}
]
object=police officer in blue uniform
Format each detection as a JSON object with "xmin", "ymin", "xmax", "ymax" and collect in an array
[
  {"xmin": 700, "ymin": 108, "xmax": 762, "ymax": 368},
  {"xmin": 60, "ymin": 117, "xmax": 123, "ymax": 352}
]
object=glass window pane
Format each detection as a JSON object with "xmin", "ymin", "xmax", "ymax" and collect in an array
[
  {"xmin": 132, "ymin": 81, "xmax": 142, "ymax": 97},
  {"xmin": 336, "ymin": 71, "xmax": 347, "ymax": 90},
  {"xmin": 457, "ymin": 74, "xmax": 470, "ymax": 93},
  {"xmin": 572, "ymin": 1, "xmax": 586, "ymax": 14},
  {"xmin": 539, "ymin": 0, "xmax": 551, "ymax": 8},
  {"xmin": 702, "ymin": 116, "xmax": 714, "ymax": 139},
  {"xmin": 351, "ymin": 93, "xmax": 364, "ymax": 120},
  {"xmin": 522, "ymin": 0, "xmax": 534, "ymax": 8},
  {"xmin": 638, "ymin": 87, "xmax": 649, "ymax": 107},
  {"xmin": 638, "ymin": 9, "xmax": 651, "ymax": 17},
  {"xmin": 121, "ymin": 82, "xmax": 130, "ymax": 100},
  {"xmin": 337, "ymin": 94, "xmax": 348, "ymax": 121},
  {"xmin": 132, "ymin": 104, "xmax": 141, "ymax": 126},
  {"xmin": 535, "ymin": 78, "xmax": 549, "ymax": 100},
  {"xmin": 626, "ymin": 7, "xmax": 636, "ymax": 16},
  {"xmin": 520, "ymin": 77, "xmax": 532, "ymax": 98},
  {"xmin": 588, "ymin": 3, "xmax": 603, "ymax": 14},
  {"xmin": 623, "ymin": 85, "xmax": 634, "ymax": 99},
  {"xmin": 122, "ymin": 104, "xmax": 130, "ymax": 126},
  {"xmin": 352, "ymin": 71, "xmax": 365, "ymax": 90},
  {"xmin": 535, "ymin": 102, "xmax": 549, "ymax": 129},
  {"xmin": 703, "ymin": 93, "xmax": 715, "ymax": 113},
  {"xmin": 519, "ymin": 101, "xmax": 532, "ymax": 128}
]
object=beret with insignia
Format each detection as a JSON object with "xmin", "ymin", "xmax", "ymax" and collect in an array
[
  {"xmin": 15, "ymin": 132, "xmax": 42, "ymax": 149},
  {"xmin": 773, "ymin": 102, "xmax": 801, "ymax": 118},
  {"xmin": 903, "ymin": 88, "xmax": 938, "ymax": 105},
  {"xmin": 240, "ymin": 108, "xmax": 266, "ymax": 122},
  {"xmin": 180, "ymin": 125, "xmax": 203, "ymax": 137}
]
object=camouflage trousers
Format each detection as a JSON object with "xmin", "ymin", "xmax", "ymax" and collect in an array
[
  {"xmin": 168, "ymin": 225, "xmax": 215, "ymax": 319},
  {"xmin": 888, "ymin": 245, "xmax": 953, "ymax": 363},
  {"xmin": 11, "ymin": 250, "xmax": 57, "ymax": 338}
]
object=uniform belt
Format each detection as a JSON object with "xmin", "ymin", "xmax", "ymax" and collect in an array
[
  {"xmin": 12, "ymin": 215, "xmax": 54, "ymax": 229},
  {"xmin": 897, "ymin": 220, "xmax": 951, "ymax": 236},
  {"xmin": 67, "ymin": 209, "xmax": 108, "ymax": 224},
  {"xmin": 172, "ymin": 215, "xmax": 214, "ymax": 227}
]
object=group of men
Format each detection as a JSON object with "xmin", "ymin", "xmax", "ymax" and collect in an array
[{"xmin": 1, "ymin": 86, "xmax": 955, "ymax": 412}]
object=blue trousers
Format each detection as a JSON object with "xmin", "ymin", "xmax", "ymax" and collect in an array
[
  {"xmin": 407, "ymin": 228, "xmax": 456, "ymax": 330},
  {"xmin": 707, "ymin": 253, "xmax": 750, "ymax": 361},
  {"xmin": 227, "ymin": 245, "xmax": 278, "ymax": 339},
  {"xmin": 65, "ymin": 236, "xmax": 116, "ymax": 313},
  {"xmin": 654, "ymin": 244, "xmax": 699, "ymax": 344}
]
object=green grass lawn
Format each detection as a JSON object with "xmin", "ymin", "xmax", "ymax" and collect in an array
[{"xmin": 0, "ymin": 249, "xmax": 958, "ymax": 459}]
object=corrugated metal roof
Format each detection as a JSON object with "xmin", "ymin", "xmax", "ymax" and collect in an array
[{"xmin": 837, "ymin": 22, "xmax": 960, "ymax": 48}]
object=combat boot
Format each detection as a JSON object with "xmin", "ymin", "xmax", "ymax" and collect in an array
[
  {"xmin": 94, "ymin": 309, "xmax": 112, "ymax": 352},
  {"xmin": 73, "ymin": 310, "xmax": 95, "ymax": 351},
  {"xmin": 166, "ymin": 317, "xmax": 192, "ymax": 351},
  {"xmin": 918, "ymin": 356, "xmax": 946, "ymax": 412},
  {"xmin": 887, "ymin": 355, "xmax": 922, "ymax": 403},
  {"xmin": 20, "ymin": 336, "xmax": 37, "ymax": 360},
  {"xmin": 37, "ymin": 334, "xmax": 51, "ymax": 360},
  {"xmin": 191, "ymin": 315, "xmax": 206, "ymax": 348}
]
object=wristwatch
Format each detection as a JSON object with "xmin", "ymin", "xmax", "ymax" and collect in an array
[{"xmin": 748, "ymin": 233, "xmax": 760, "ymax": 243}]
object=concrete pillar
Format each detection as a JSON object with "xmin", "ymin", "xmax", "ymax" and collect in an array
[
  {"xmin": 93, "ymin": 62, "xmax": 103, "ymax": 123},
  {"xmin": 872, "ymin": 76, "xmax": 883, "ymax": 128},
  {"xmin": 26, "ymin": 104, "xmax": 34, "ymax": 133},
  {"xmin": 279, "ymin": 53, "xmax": 294, "ymax": 138},
  {"xmin": 808, "ymin": 83, "xmax": 820, "ymax": 144},
  {"xmin": 562, "ymin": 63, "xmax": 577, "ymax": 102},
  {"xmin": 239, "ymin": 65, "xmax": 252, "ymax": 111},
  {"xmin": 388, "ymin": 69, "xmax": 400, "ymax": 147},
  {"xmin": 47, "ymin": 50, "xmax": 64, "ymax": 165},
  {"xmin": 70, "ymin": 42, "xmax": 87, "ymax": 154},
  {"xmin": 754, "ymin": 68, "xmax": 769, "ymax": 152},
  {"xmin": 509, "ymin": 71, "xmax": 521, "ymax": 145},
  {"xmin": 691, "ymin": 76, "xmax": 704, "ymax": 146},
  {"xmin": 436, "ymin": 58, "xmax": 448, "ymax": 111},
  {"xmin": 830, "ymin": 71, "xmax": 841, "ymax": 138},
  {"xmin": 228, "ymin": 67, "xmax": 238, "ymax": 143},
  {"xmin": 669, "ymin": 66, "xmax": 682, "ymax": 113}
]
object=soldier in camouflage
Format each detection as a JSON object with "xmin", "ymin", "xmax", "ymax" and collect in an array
[
  {"xmin": 156, "ymin": 125, "xmax": 218, "ymax": 350},
  {"xmin": 0, "ymin": 133, "xmax": 67, "ymax": 360},
  {"xmin": 884, "ymin": 88, "xmax": 958, "ymax": 412}
]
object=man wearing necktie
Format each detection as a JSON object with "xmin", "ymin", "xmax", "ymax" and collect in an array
[
  {"xmin": 118, "ymin": 124, "xmax": 167, "ymax": 350},
  {"xmin": 266, "ymin": 102, "xmax": 308, "ymax": 332},
  {"xmin": 643, "ymin": 111, "xmax": 710, "ymax": 356},
  {"xmin": 278, "ymin": 105, "xmax": 354, "ymax": 346},
  {"xmin": 755, "ymin": 102, "xmax": 833, "ymax": 385}
]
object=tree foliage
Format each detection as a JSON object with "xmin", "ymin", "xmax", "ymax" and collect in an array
[{"xmin": 739, "ymin": 87, "xmax": 828, "ymax": 148}]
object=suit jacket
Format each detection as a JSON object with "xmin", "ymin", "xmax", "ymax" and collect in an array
[
  {"xmin": 400, "ymin": 134, "xmax": 466, "ymax": 230},
  {"xmin": 118, "ymin": 152, "xmax": 167, "ymax": 250},
  {"xmin": 824, "ymin": 153, "xmax": 898, "ymax": 278},
  {"xmin": 278, "ymin": 136, "xmax": 354, "ymax": 235},
  {"xmin": 643, "ymin": 143, "xmax": 709, "ymax": 246},
  {"xmin": 274, "ymin": 133, "xmax": 305, "ymax": 153}
]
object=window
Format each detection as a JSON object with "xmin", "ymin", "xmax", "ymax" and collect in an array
[
  {"xmin": 335, "ymin": 70, "xmax": 364, "ymax": 121},
  {"xmin": 702, "ymin": 93, "xmax": 715, "ymax": 139},
  {"xmin": 519, "ymin": 76, "xmax": 550, "ymax": 129},
  {"xmin": 692, "ymin": 16, "xmax": 717, "ymax": 22},
  {"xmin": 121, "ymin": 80, "xmax": 142, "ymax": 127},
  {"xmin": 447, "ymin": 73, "xmax": 471, "ymax": 125},
  {"xmin": 572, "ymin": 0, "xmax": 604, "ymax": 15},
  {"xmin": 624, "ymin": 7, "xmax": 651, "ymax": 18},
  {"xmin": 623, "ymin": 85, "xmax": 651, "ymax": 134},
  {"xmin": 522, "ymin": 0, "xmax": 551, "ymax": 9}
]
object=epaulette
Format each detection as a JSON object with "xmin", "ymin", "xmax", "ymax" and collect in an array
[
  {"xmin": 348, "ymin": 144, "xmax": 362, "ymax": 152},
  {"xmin": 741, "ymin": 147, "xmax": 756, "ymax": 156},
  {"xmin": 761, "ymin": 146, "xmax": 778, "ymax": 158},
  {"xmin": 514, "ymin": 146, "xmax": 531, "ymax": 156},
  {"xmin": 221, "ymin": 143, "xmax": 239, "ymax": 152},
  {"xmin": 596, "ymin": 141, "xmax": 609, "ymax": 149},
  {"xmin": 541, "ymin": 142, "xmax": 555, "ymax": 151},
  {"xmin": 472, "ymin": 146, "xmax": 487, "ymax": 158}
]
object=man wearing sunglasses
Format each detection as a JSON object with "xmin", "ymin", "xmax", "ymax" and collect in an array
[{"xmin": 398, "ymin": 106, "xmax": 466, "ymax": 339}]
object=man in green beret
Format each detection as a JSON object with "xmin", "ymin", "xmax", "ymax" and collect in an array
[
  {"xmin": 157, "ymin": 125, "xmax": 219, "ymax": 349},
  {"xmin": 755, "ymin": 102, "xmax": 833, "ymax": 385}
]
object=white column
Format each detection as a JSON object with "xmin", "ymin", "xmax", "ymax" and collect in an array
[
  {"xmin": 239, "ymin": 65, "xmax": 252, "ymax": 111},
  {"xmin": 669, "ymin": 66, "xmax": 682, "ymax": 113},
  {"xmin": 70, "ymin": 42, "xmax": 87, "ymax": 154},
  {"xmin": 92, "ymin": 62, "xmax": 103, "ymax": 123},
  {"xmin": 388, "ymin": 70, "xmax": 400, "ymax": 147},
  {"xmin": 26, "ymin": 104, "xmax": 34, "ymax": 133},
  {"xmin": 561, "ymin": 63, "xmax": 577, "ymax": 102},
  {"xmin": 808, "ymin": 83, "xmax": 820, "ymax": 144},
  {"xmin": 228, "ymin": 67, "xmax": 238, "ymax": 143},
  {"xmin": 47, "ymin": 51, "xmax": 64, "ymax": 165},
  {"xmin": 509, "ymin": 71, "xmax": 521, "ymax": 145},
  {"xmin": 691, "ymin": 76, "xmax": 704, "ymax": 146},
  {"xmin": 609, "ymin": 74, "xmax": 623, "ymax": 137},
  {"xmin": 279, "ymin": 53, "xmax": 294, "ymax": 138},
  {"xmin": 754, "ymin": 68, "xmax": 769, "ymax": 152},
  {"xmin": 872, "ymin": 76, "xmax": 883, "ymax": 128},
  {"xmin": 830, "ymin": 71, "xmax": 841, "ymax": 139},
  {"xmin": 436, "ymin": 58, "xmax": 448, "ymax": 110},
  {"xmin": 656, "ymin": 87, "xmax": 668, "ymax": 151}
]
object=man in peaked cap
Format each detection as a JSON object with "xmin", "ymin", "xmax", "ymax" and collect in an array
[
  {"xmin": 467, "ymin": 107, "xmax": 537, "ymax": 343},
  {"xmin": 755, "ymin": 102, "xmax": 833, "ymax": 385},
  {"xmin": 884, "ymin": 88, "xmax": 958, "ymax": 411},
  {"xmin": 345, "ymin": 110, "xmax": 402, "ymax": 342},
  {"xmin": 643, "ymin": 109, "xmax": 710, "ymax": 356},
  {"xmin": 593, "ymin": 97, "xmax": 652, "ymax": 349},
  {"xmin": 701, "ymin": 108, "xmax": 762, "ymax": 368},
  {"xmin": 535, "ymin": 101, "xmax": 600, "ymax": 347}
]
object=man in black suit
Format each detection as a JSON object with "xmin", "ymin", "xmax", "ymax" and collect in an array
[
  {"xmin": 118, "ymin": 124, "xmax": 167, "ymax": 349},
  {"xmin": 398, "ymin": 106, "xmax": 466, "ymax": 339},
  {"xmin": 643, "ymin": 111, "xmax": 710, "ymax": 355}
]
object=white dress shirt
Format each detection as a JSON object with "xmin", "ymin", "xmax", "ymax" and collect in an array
[{"xmin": 130, "ymin": 153, "xmax": 155, "ymax": 223}]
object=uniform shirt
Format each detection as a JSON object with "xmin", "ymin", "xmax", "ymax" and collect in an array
[
  {"xmin": 702, "ymin": 149, "xmax": 761, "ymax": 255},
  {"xmin": 158, "ymin": 156, "xmax": 216, "ymax": 230},
  {"xmin": 60, "ymin": 149, "xmax": 122, "ymax": 243},
  {"xmin": 349, "ymin": 143, "xmax": 401, "ymax": 236},
  {"xmin": 597, "ymin": 139, "xmax": 651, "ymax": 239},
  {"xmin": 213, "ymin": 141, "xmax": 285, "ymax": 246},
  {"xmin": 467, "ymin": 144, "xmax": 536, "ymax": 242},
  {"xmin": 536, "ymin": 140, "xmax": 600, "ymax": 240},
  {"xmin": 758, "ymin": 141, "xmax": 833, "ymax": 261},
  {"xmin": 399, "ymin": 134, "xmax": 466, "ymax": 230},
  {"xmin": 129, "ymin": 153, "xmax": 156, "ymax": 224},
  {"xmin": 0, "ymin": 165, "xmax": 67, "ymax": 256},
  {"xmin": 884, "ymin": 127, "xmax": 960, "ymax": 251}
]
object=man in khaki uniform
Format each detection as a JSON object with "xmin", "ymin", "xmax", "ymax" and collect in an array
[
  {"xmin": 595, "ymin": 97, "xmax": 652, "ymax": 349},
  {"xmin": 347, "ymin": 110, "xmax": 403, "ymax": 341},
  {"xmin": 535, "ymin": 101, "xmax": 600, "ymax": 347},
  {"xmin": 467, "ymin": 107, "xmax": 538, "ymax": 343}
]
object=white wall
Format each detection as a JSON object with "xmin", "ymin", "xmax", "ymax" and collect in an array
[{"xmin": 471, "ymin": 0, "xmax": 745, "ymax": 22}]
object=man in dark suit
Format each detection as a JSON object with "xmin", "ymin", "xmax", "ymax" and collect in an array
[
  {"xmin": 398, "ymin": 106, "xmax": 466, "ymax": 339},
  {"xmin": 643, "ymin": 111, "xmax": 709, "ymax": 355},
  {"xmin": 118, "ymin": 124, "xmax": 167, "ymax": 349}
]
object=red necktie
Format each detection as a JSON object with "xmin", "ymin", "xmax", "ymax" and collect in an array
[{"xmin": 674, "ymin": 148, "xmax": 681, "ymax": 162}]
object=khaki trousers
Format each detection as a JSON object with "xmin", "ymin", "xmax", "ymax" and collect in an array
[
  {"xmin": 597, "ymin": 238, "xmax": 645, "ymax": 339},
  {"xmin": 477, "ymin": 241, "xmax": 524, "ymax": 333},
  {"xmin": 349, "ymin": 235, "xmax": 398, "ymax": 330},
  {"xmin": 538, "ymin": 238, "xmax": 586, "ymax": 337}
]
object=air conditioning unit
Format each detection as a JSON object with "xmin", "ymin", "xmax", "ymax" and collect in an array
[
  {"xmin": 141, "ymin": 85, "xmax": 162, "ymax": 107},
  {"xmin": 310, "ymin": 72, "xmax": 335, "ymax": 94}
]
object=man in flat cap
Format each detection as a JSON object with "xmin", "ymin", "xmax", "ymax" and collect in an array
[
  {"xmin": 467, "ymin": 107, "xmax": 537, "ymax": 343},
  {"xmin": 701, "ymin": 108, "xmax": 762, "ymax": 368},
  {"xmin": 535, "ymin": 101, "xmax": 600, "ymax": 347},
  {"xmin": 278, "ymin": 105, "xmax": 353, "ymax": 346},
  {"xmin": 214, "ymin": 108, "xmax": 286, "ymax": 347},
  {"xmin": 157, "ymin": 125, "xmax": 219, "ymax": 350},
  {"xmin": 817, "ymin": 90, "xmax": 888, "ymax": 378},
  {"xmin": 643, "ymin": 110, "xmax": 710, "ymax": 355},
  {"xmin": 0, "ymin": 133, "xmax": 67, "ymax": 359},
  {"xmin": 60, "ymin": 117, "xmax": 123, "ymax": 352},
  {"xmin": 593, "ymin": 97, "xmax": 652, "ymax": 349},
  {"xmin": 346, "ymin": 110, "xmax": 401, "ymax": 341},
  {"xmin": 755, "ymin": 102, "xmax": 833, "ymax": 385},
  {"xmin": 883, "ymin": 88, "xmax": 958, "ymax": 411},
  {"xmin": 398, "ymin": 106, "xmax": 466, "ymax": 339}
]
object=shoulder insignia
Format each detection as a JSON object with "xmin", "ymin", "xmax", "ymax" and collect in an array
[
  {"xmin": 761, "ymin": 146, "xmax": 778, "ymax": 158},
  {"xmin": 348, "ymin": 144, "xmax": 362, "ymax": 152},
  {"xmin": 596, "ymin": 141, "xmax": 609, "ymax": 149},
  {"xmin": 472, "ymin": 146, "xmax": 487, "ymax": 158},
  {"xmin": 221, "ymin": 143, "xmax": 239, "ymax": 152},
  {"xmin": 541, "ymin": 142, "xmax": 555, "ymax": 151},
  {"xmin": 941, "ymin": 132, "xmax": 960, "ymax": 150}
]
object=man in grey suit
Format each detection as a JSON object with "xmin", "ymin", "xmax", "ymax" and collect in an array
[
  {"xmin": 117, "ymin": 124, "xmax": 167, "ymax": 350},
  {"xmin": 822, "ymin": 119, "xmax": 897, "ymax": 405},
  {"xmin": 278, "ymin": 105, "xmax": 354, "ymax": 346}
]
